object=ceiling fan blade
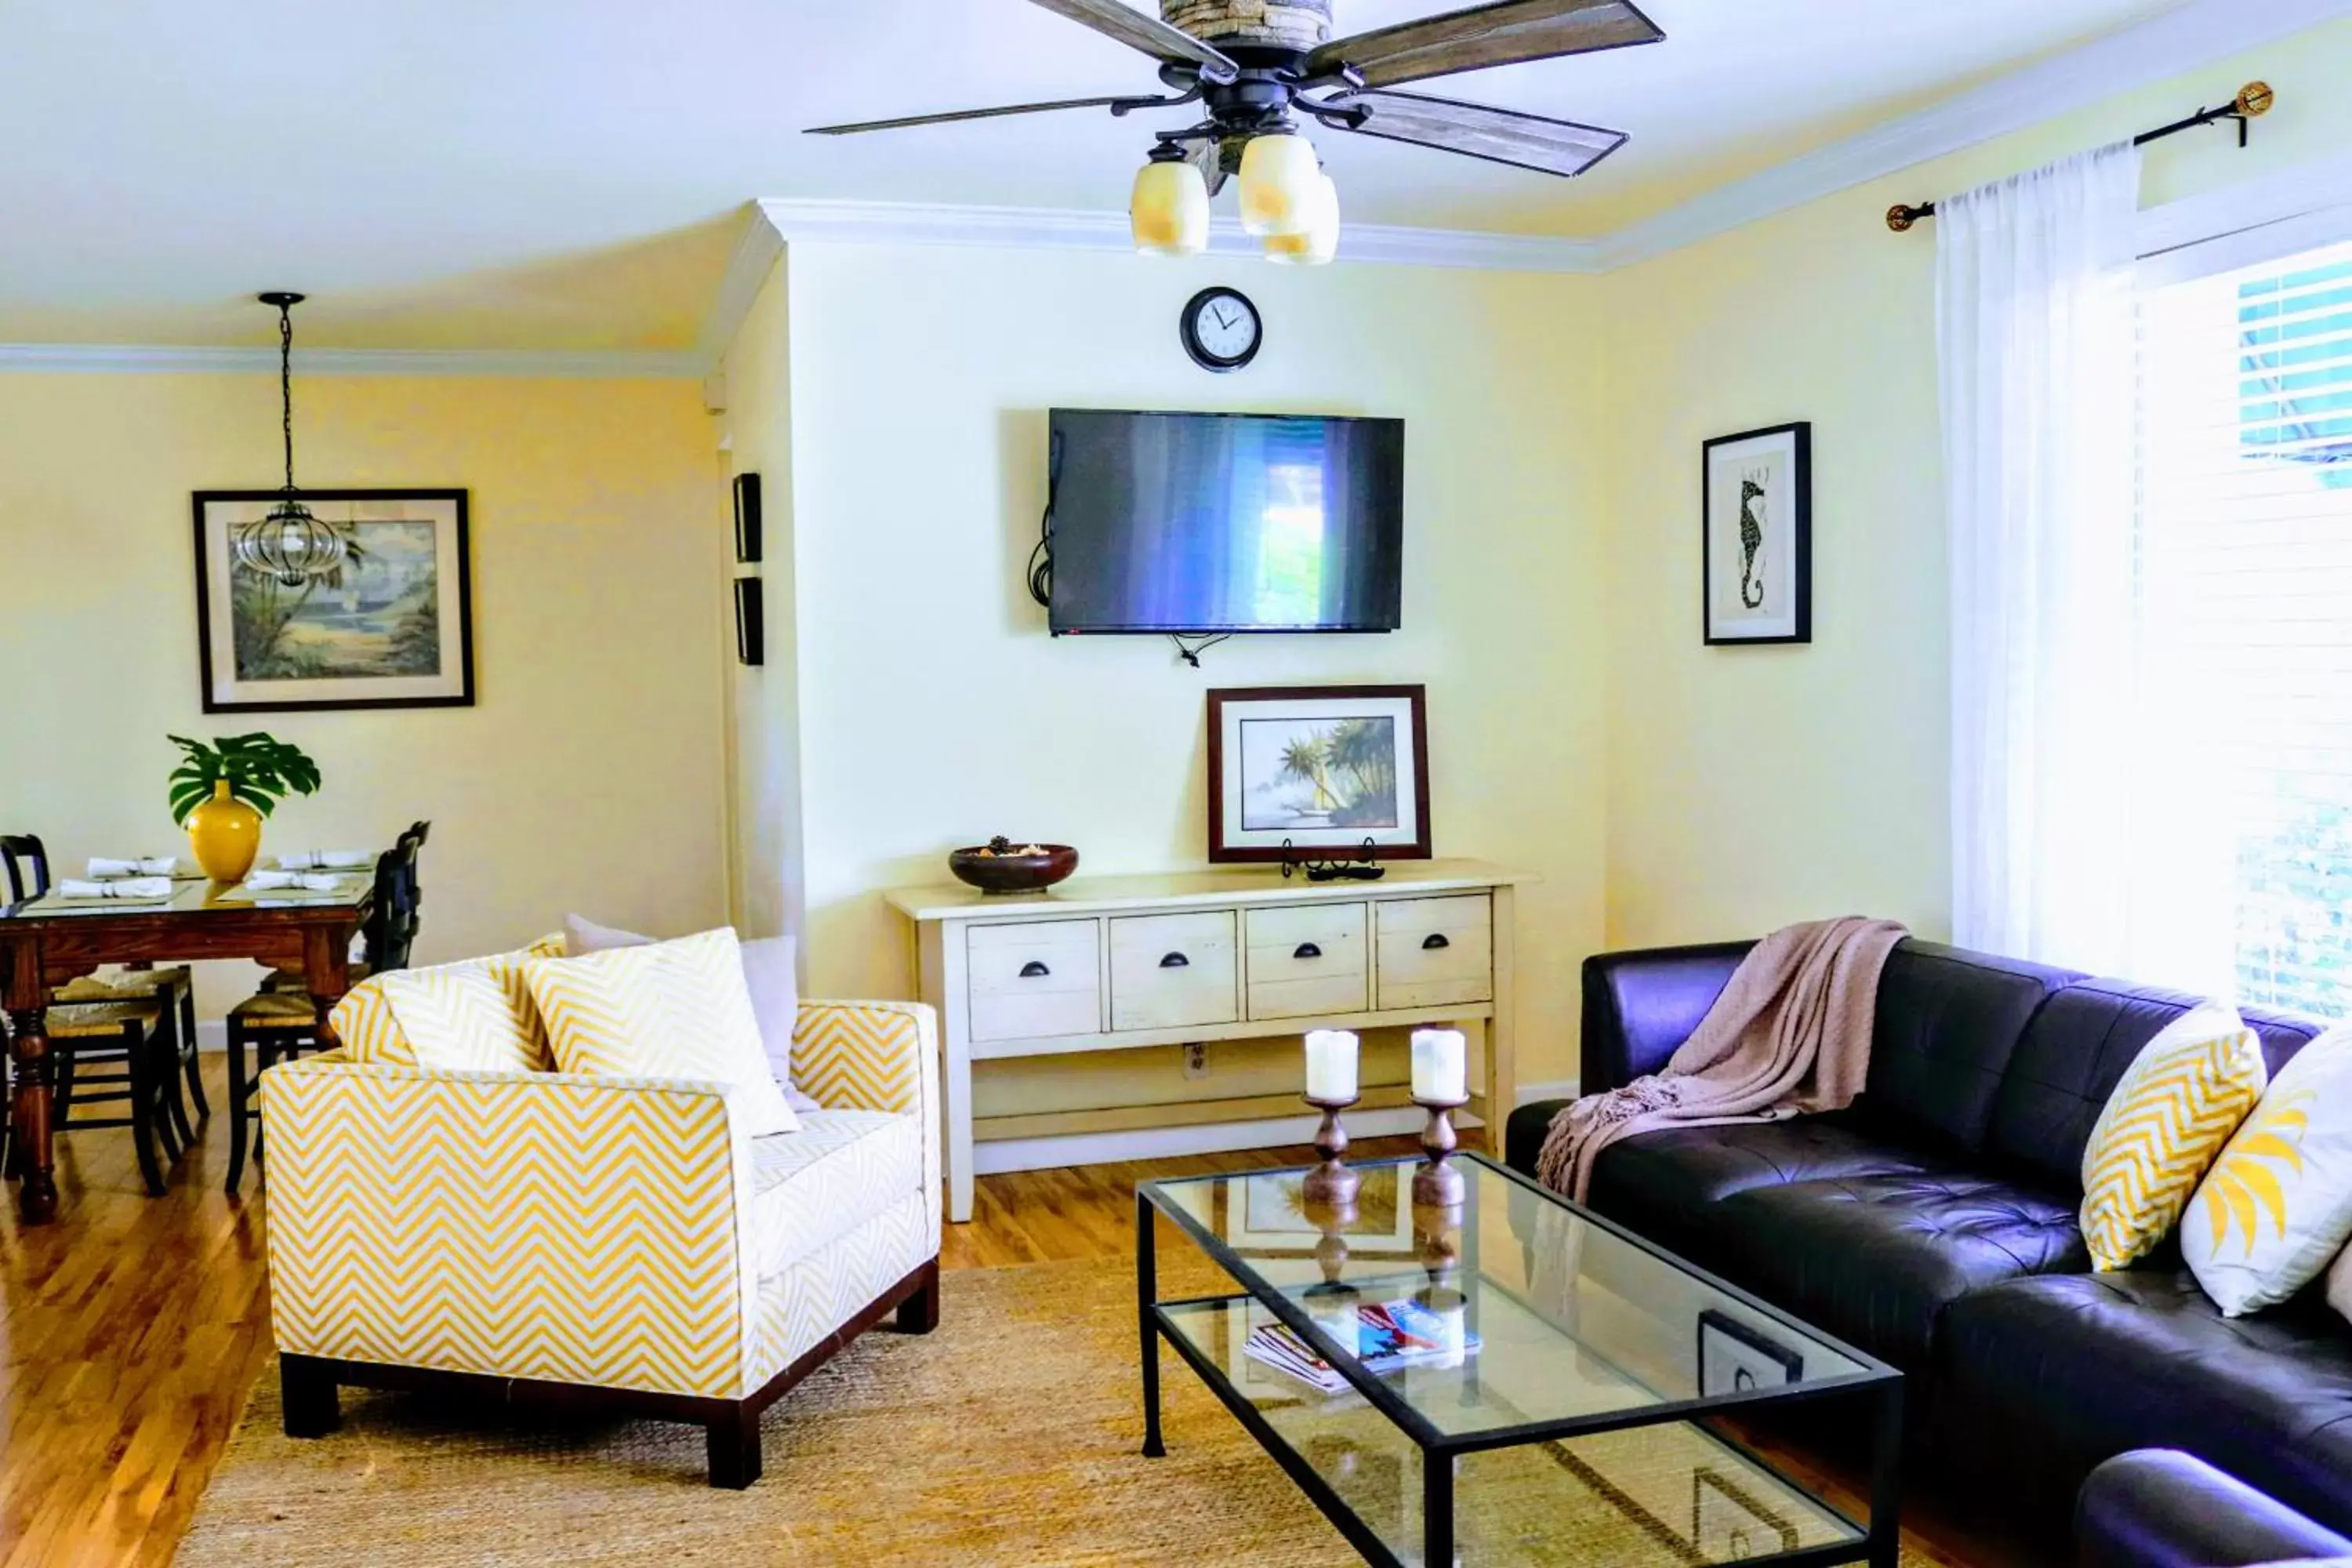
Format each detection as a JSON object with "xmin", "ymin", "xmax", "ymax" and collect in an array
[
  {"xmin": 1306, "ymin": 0, "xmax": 1662, "ymax": 90},
  {"xmin": 1025, "ymin": 0, "xmax": 1241, "ymax": 82},
  {"xmin": 806, "ymin": 96, "xmax": 1134, "ymax": 136},
  {"xmin": 1319, "ymin": 89, "xmax": 1627, "ymax": 178}
]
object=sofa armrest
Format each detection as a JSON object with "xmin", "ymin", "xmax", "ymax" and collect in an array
[
  {"xmin": 1580, "ymin": 942, "xmax": 1755, "ymax": 1092},
  {"xmin": 792, "ymin": 999, "xmax": 942, "ymax": 1243},
  {"xmin": 260, "ymin": 1051, "xmax": 760, "ymax": 1399},
  {"xmin": 2076, "ymin": 1450, "xmax": 2352, "ymax": 1568}
]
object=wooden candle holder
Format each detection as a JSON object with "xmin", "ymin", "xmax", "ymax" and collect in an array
[
  {"xmin": 1301, "ymin": 1094, "xmax": 1361, "ymax": 1209},
  {"xmin": 1412, "ymin": 1094, "xmax": 1469, "ymax": 1210}
]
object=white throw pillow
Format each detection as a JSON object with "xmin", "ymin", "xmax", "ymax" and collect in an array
[
  {"xmin": 561, "ymin": 914, "xmax": 812, "ymax": 1111},
  {"xmin": 524, "ymin": 929, "xmax": 800, "ymax": 1138},
  {"xmin": 2185, "ymin": 1022, "xmax": 2352, "ymax": 1316}
]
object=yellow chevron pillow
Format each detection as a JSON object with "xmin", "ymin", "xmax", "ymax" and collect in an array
[
  {"xmin": 329, "ymin": 949, "xmax": 553, "ymax": 1073},
  {"xmin": 524, "ymin": 927, "xmax": 799, "ymax": 1138},
  {"xmin": 2186, "ymin": 1022, "xmax": 2352, "ymax": 1316},
  {"xmin": 2079, "ymin": 1005, "xmax": 2265, "ymax": 1272}
]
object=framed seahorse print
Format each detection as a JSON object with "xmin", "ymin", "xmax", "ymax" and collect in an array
[{"xmin": 1701, "ymin": 423, "xmax": 1811, "ymax": 645}]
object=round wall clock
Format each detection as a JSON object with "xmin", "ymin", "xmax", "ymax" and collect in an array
[{"xmin": 1180, "ymin": 287, "xmax": 1262, "ymax": 373}]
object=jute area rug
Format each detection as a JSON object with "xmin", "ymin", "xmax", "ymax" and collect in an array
[{"xmin": 179, "ymin": 1256, "xmax": 1931, "ymax": 1566}]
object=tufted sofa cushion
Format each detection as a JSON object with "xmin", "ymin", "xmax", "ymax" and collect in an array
[
  {"xmin": 1709, "ymin": 1169, "xmax": 2089, "ymax": 1369},
  {"xmin": 1984, "ymin": 979, "xmax": 2328, "ymax": 1195},
  {"xmin": 1941, "ymin": 1269, "xmax": 2352, "ymax": 1537},
  {"xmin": 1852, "ymin": 941, "xmax": 2081, "ymax": 1158},
  {"xmin": 1579, "ymin": 1114, "xmax": 1940, "ymax": 1273}
]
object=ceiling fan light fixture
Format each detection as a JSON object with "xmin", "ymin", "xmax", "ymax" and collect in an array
[
  {"xmin": 1263, "ymin": 173, "xmax": 1340, "ymax": 266},
  {"xmin": 1238, "ymin": 131, "xmax": 1320, "ymax": 237},
  {"xmin": 1131, "ymin": 154, "xmax": 1210, "ymax": 256}
]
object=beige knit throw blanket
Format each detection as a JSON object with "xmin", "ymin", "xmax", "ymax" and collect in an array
[{"xmin": 1534, "ymin": 916, "xmax": 1909, "ymax": 1202}]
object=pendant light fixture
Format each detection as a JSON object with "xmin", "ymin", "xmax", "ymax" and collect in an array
[{"xmin": 233, "ymin": 292, "xmax": 350, "ymax": 588}]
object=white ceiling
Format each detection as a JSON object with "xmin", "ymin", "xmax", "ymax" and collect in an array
[{"xmin": 0, "ymin": 0, "xmax": 2215, "ymax": 350}]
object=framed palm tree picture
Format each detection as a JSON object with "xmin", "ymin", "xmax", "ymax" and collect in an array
[
  {"xmin": 193, "ymin": 488, "xmax": 474, "ymax": 712},
  {"xmin": 1207, "ymin": 684, "xmax": 1431, "ymax": 863}
]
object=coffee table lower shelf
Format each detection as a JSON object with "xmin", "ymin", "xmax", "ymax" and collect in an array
[{"xmin": 1149, "ymin": 1294, "xmax": 1874, "ymax": 1568}]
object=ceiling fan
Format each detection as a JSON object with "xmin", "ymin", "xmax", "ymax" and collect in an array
[{"xmin": 808, "ymin": 0, "xmax": 1664, "ymax": 263}]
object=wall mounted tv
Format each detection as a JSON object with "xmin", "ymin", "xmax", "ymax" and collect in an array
[{"xmin": 1046, "ymin": 409, "xmax": 1405, "ymax": 635}]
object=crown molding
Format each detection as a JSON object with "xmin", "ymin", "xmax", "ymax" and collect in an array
[
  {"xmin": 0, "ymin": 343, "xmax": 705, "ymax": 377},
  {"xmin": 750, "ymin": 197, "xmax": 1603, "ymax": 274},
  {"xmin": 699, "ymin": 204, "xmax": 789, "ymax": 371},
  {"xmin": 1598, "ymin": 0, "xmax": 2352, "ymax": 269}
]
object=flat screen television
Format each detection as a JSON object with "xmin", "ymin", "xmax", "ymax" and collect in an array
[{"xmin": 1046, "ymin": 409, "xmax": 1405, "ymax": 635}]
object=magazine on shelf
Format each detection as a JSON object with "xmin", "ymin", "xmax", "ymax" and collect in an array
[{"xmin": 1245, "ymin": 1298, "xmax": 1483, "ymax": 1395}]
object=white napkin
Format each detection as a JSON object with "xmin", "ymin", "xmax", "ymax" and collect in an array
[
  {"xmin": 244, "ymin": 871, "xmax": 345, "ymax": 892},
  {"xmin": 88, "ymin": 856, "xmax": 179, "ymax": 879},
  {"xmin": 272, "ymin": 850, "xmax": 369, "ymax": 871},
  {"xmin": 55, "ymin": 877, "xmax": 174, "ymax": 900}
]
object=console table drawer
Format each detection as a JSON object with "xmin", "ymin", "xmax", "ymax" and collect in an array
[
  {"xmin": 967, "ymin": 920, "xmax": 1102, "ymax": 1042},
  {"xmin": 1109, "ymin": 912, "xmax": 1238, "ymax": 1032},
  {"xmin": 1245, "ymin": 903, "xmax": 1367, "ymax": 1020},
  {"xmin": 1374, "ymin": 895, "xmax": 1493, "ymax": 1010}
]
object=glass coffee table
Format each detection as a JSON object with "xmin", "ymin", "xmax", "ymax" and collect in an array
[{"xmin": 1137, "ymin": 1152, "xmax": 1902, "ymax": 1568}]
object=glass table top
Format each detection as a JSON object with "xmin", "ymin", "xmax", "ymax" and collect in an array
[{"xmin": 1143, "ymin": 1152, "xmax": 1889, "ymax": 1450}]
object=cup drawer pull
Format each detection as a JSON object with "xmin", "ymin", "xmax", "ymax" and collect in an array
[
  {"xmin": 1159, "ymin": 952, "xmax": 1190, "ymax": 969},
  {"xmin": 1018, "ymin": 960, "xmax": 1051, "ymax": 978},
  {"xmin": 1293, "ymin": 942, "xmax": 1323, "ymax": 960},
  {"xmin": 1421, "ymin": 933, "xmax": 1451, "ymax": 951}
]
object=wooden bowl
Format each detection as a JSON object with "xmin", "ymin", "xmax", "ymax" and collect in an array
[{"xmin": 949, "ymin": 843, "xmax": 1079, "ymax": 895}]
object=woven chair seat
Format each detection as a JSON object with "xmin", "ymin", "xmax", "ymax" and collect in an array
[
  {"xmin": 54, "ymin": 966, "xmax": 194, "ymax": 1004},
  {"xmin": 45, "ymin": 999, "xmax": 164, "ymax": 1039},
  {"xmin": 230, "ymin": 991, "xmax": 324, "ymax": 1033}
]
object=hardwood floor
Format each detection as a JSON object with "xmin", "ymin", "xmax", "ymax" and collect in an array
[{"xmin": 0, "ymin": 1063, "xmax": 2026, "ymax": 1566}]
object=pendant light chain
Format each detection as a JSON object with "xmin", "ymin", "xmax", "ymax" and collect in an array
[{"xmin": 279, "ymin": 299, "xmax": 298, "ymax": 494}]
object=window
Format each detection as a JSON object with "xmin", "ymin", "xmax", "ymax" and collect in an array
[{"xmin": 2136, "ymin": 230, "xmax": 2352, "ymax": 1015}]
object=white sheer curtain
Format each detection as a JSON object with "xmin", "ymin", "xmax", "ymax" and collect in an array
[{"xmin": 1940, "ymin": 143, "xmax": 2145, "ymax": 971}]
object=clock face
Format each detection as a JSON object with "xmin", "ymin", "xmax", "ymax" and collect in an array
[{"xmin": 1182, "ymin": 288, "xmax": 1261, "ymax": 372}]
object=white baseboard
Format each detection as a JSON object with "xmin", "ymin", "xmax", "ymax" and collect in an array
[
  {"xmin": 195, "ymin": 1021, "xmax": 228, "ymax": 1051},
  {"xmin": 971, "ymin": 1105, "xmax": 1474, "ymax": 1177}
]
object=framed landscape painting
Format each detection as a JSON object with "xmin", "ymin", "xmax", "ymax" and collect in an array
[
  {"xmin": 1701, "ymin": 423, "xmax": 1811, "ymax": 645},
  {"xmin": 193, "ymin": 488, "xmax": 474, "ymax": 713},
  {"xmin": 1207, "ymin": 684, "xmax": 1430, "ymax": 863}
]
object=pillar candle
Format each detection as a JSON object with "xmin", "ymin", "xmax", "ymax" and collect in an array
[
  {"xmin": 1303, "ymin": 1029, "xmax": 1359, "ymax": 1102},
  {"xmin": 1410, "ymin": 1029, "xmax": 1467, "ymax": 1103}
]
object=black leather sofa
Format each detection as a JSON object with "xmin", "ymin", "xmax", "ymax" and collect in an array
[
  {"xmin": 2077, "ymin": 1450, "xmax": 2352, "ymax": 1567},
  {"xmin": 1504, "ymin": 938, "xmax": 2351, "ymax": 1544}
]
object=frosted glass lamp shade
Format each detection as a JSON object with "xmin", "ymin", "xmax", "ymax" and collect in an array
[
  {"xmin": 1131, "ymin": 158, "xmax": 1210, "ymax": 256},
  {"xmin": 1239, "ymin": 132, "xmax": 1320, "ymax": 237},
  {"xmin": 1264, "ymin": 174, "xmax": 1339, "ymax": 265}
]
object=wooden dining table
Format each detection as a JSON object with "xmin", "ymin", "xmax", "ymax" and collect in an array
[{"xmin": 0, "ymin": 877, "xmax": 373, "ymax": 1224}]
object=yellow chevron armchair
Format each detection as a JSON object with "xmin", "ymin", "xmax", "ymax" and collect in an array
[{"xmin": 258, "ymin": 996, "xmax": 942, "ymax": 1487}]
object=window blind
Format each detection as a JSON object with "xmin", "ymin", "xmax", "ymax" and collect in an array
[{"xmin": 2136, "ymin": 234, "xmax": 2352, "ymax": 1016}]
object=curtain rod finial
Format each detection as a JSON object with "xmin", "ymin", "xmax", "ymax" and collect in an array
[
  {"xmin": 1887, "ymin": 203, "xmax": 1926, "ymax": 233},
  {"xmin": 2236, "ymin": 81, "xmax": 2274, "ymax": 118}
]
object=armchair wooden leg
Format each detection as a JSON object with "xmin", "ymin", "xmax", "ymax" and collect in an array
[
  {"xmin": 705, "ymin": 1403, "xmax": 763, "ymax": 1489},
  {"xmin": 895, "ymin": 1260, "xmax": 941, "ymax": 1334},
  {"xmin": 281, "ymin": 1354, "xmax": 342, "ymax": 1439}
]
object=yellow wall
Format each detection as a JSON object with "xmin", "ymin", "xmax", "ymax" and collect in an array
[
  {"xmin": 0, "ymin": 372, "xmax": 731, "ymax": 1016},
  {"xmin": 717, "ymin": 260, "xmax": 805, "ymax": 949},
  {"xmin": 1599, "ymin": 19, "xmax": 2352, "ymax": 951},
  {"xmin": 774, "ymin": 243, "xmax": 1610, "ymax": 1108}
]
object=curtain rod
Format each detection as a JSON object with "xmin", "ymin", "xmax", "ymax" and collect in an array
[{"xmin": 1885, "ymin": 82, "xmax": 2274, "ymax": 233}]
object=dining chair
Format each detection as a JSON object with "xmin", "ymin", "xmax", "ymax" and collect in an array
[
  {"xmin": 2, "ymin": 833, "xmax": 198, "ymax": 1192},
  {"xmin": 227, "ymin": 824, "xmax": 429, "ymax": 1193}
]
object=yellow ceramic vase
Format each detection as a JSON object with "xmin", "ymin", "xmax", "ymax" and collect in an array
[{"xmin": 185, "ymin": 779, "xmax": 263, "ymax": 883}]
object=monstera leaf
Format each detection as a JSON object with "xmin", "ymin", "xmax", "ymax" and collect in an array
[{"xmin": 168, "ymin": 732, "xmax": 323, "ymax": 825}]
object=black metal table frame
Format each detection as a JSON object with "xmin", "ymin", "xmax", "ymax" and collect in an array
[{"xmin": 1137, "ymin": 1150, "xmax": 1905, "ymax": 1568}]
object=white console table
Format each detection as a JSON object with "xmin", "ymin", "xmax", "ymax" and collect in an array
[{"xmin": 884, "ymin": 858, "xmax": 1524, "ymax": 1222}]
